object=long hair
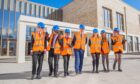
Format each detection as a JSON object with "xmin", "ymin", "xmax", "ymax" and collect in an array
[{"xmin": 93, "ymin": 33, "xmax": 100, "ymax": 38}]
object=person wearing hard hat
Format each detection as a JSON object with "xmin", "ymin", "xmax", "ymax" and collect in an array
[
  {"xmin": 88, "ymin": 28, "xmax": 101, "ymax": 73},
  {"xmin": 101, "ymin": 30, "xmax": 110, "ymax": 72},
  {"xmin": 47, "ymin": 25, "xmax": 63, "ymax": 77},
  {"xmin": 61, "ymin": 28, "xmax": 72, "ymax": 77},
  {"xmin": 30, "ymin": 22, "xmax": 47, "ymax": 79},
  {"xmin": 111, "ymin": 28, "xmax": 126, "ymax": 72},
  {"xmin": 72, "ymin": 24, "xmax": 87, "ymax": 74}
]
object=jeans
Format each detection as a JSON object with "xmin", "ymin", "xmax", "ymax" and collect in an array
[
  {"xmin": 32, "ymin": 52, "xmax": 44, "ymax": 75},
  {"xmin": 74, "ymin": 49, "xmax": 84, "ymax": 73},
  {"xmin": 63, "ymin": 55, "xmax": 70, "ymax": 74},
  {"xmin": 48, "ymin": 48, "xmax": 60, "ymax": 75}
]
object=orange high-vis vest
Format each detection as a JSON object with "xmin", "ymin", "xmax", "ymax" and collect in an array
[
  {"xmin": 61, "ymin": 37, "xmax": 72, "ymax": 56},
  {"xmin": 101, "ymin": 38, "xmax": 110, "ymax": 54},
  {"xmin": 47, "ymin": 34, "xmax": 61, "ymax": 54},
  {"xmin": 90, "ymin": 36, "xmax": 101, "ymax": 54},
  {"xmin": 73, "ymin": 32, "xmax": 87, "ymax": 50},
  {"xmin": 32, "ymin": 30, "xmax": 45, "ymax": 52},
  {"xmin": 111, "ymin": 35, "xmax": 124, "ymax": 53}
]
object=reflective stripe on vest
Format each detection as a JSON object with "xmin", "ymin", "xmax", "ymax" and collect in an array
[
  {"xmin": 90, "ymin": 37, "xmax": 101, "ymax": 53},
  {"xmin": 112, "ymin": 35, "xmax": 124, "ymax": 52},
  {"xmin": 74, "ymin": 32, "xmax": 86, "ymax": 50},
  {"xmin": 32, "ymin": 31, "xmax": 45, "ymax": 51},
  {"xmin": 61, "ymin": 37, "xmax": 72, "ymax": 56}
]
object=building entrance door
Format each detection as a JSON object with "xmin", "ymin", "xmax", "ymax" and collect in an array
[{"xmin": 7, "ymin": 40, "xmax": 16, "ymax": 56}]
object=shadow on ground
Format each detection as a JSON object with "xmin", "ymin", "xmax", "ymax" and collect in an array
[{"xmin": 0, "ymin": 70, "xmax": 77, "ymax": 80}]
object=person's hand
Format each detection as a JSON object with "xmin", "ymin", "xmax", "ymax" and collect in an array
[
  {"xmin": 30, "ymin": 50, "xmax": 33, "ymax": 55},
  {"xmin": 67, "ymin": 43, "xmax": 72, "ymax": 47},
  {"xmin": 44, "ymin": 49, "xmax": 46, "ymax": 54}
]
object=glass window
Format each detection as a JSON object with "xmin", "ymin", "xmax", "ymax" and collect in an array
[
  {"xmin": 106, "ymin": 33, "xmax": 112, "ymax": 50},
  {"xmin": 127, "ymin": 36, "xmax": 133, "ymax": 52},
  {"xmin": 10, "ymin": 0, "xmax": 15, "ymax": 11},
  {"xmin": 42, "ymin": 6, "xmax": 45, "ymax": 18},
  {"xmin": 134, "ymin": 37, "xmax": 139, "ymax": 52},
  {"xmin": 31, "ymin": 4, "xmax": 34, "ymax": 16},
  {"xmin": 46, "ymin": 7, "xmax": 49, "ymax": 18},
  {"xmin": 3, "ymin": 10, "xmax": 9, "ymax": 37},
  {"xmin": 9, "ymin": 11, "xmax": 15, "ymax": 39},
  {"xmin": 103, "ymin": 7, "xmax": 112, "ymax": 29},
  {"xmin": 26, "ymin": 3, "xmax": 30, "ymax": 15},
  {"xmin": 44, "ymin": 7, "xmax": 48, "ymax": 18},
  {"xmin": 38, "ymin": 6, "xmax": 41, "ymax": 17},
  {"xmin": 16, "ymin": 1, "xmax": 20, "ymax": 12},
  {"xmin": 116, "ymin": 12, "xmax": 124, "ymax": 31},
  {"xmin": 0, "ymin": 0, "xmax": 2, "ymax": 54},
  {"xmin": 4, "ymin": 0, "xmax": 8, "ymax": 10},
  {"xmin": 36, "ymin": 5, "xmax": 39, "ymax": 17},
  {"xmin": 0, "ymin": 0, "xmax": 2, "ymax": 9},
  {"xmin": 21, "ymin": 2, "xmax": 26, "ymax": 14},
  {"xmin": 1, "ymin": 9, "xmax": 9, "ymax": 56}
]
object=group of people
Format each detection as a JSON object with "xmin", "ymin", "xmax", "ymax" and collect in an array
[{"xmin": 30, "ymin": 22, "xmax": 126, "ymax": 80}]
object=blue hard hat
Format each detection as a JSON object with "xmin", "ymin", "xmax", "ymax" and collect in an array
[
  {"xmin": 101, "ymin": 30, "xmax": 106, "ymax": 34},
  {"xmin": 65, "ymin": 28, "xmax": 70, "ymax": 33},
  {"xmin": 79, "ymin": 24, "xmax": 85, "ymax": 29},
  {"xmin": 53, "ymin": 25, "xmax": 59, "ymax": 31},
  {"xmin": 93, "ymin": 28, "xmax": 98, "ymax": 33},
  {"xmin": 37, "ymin": 22, "xmax": 45, "ymax": 29},
  {"xmin": 114, "ymin": 28, "xmax": 120, "ymax": 32}
]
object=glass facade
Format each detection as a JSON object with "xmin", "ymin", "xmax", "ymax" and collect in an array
[{"xmin": 0, "ymin": 0, "xmax": 62, "ymax": 56}]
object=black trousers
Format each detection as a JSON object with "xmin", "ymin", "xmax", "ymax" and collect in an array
[
  {"xmin": 63, "ymin": 55, "xmax": 70, "ymax": 74},
  {"xmin": 32, "ymin": 52, "xmax": 44, "ymax": 75},
  {"xmin": 91, "ymin": 53, "xmax": 100, "ymax": 72},
  {"xmin": 48, "ymin": 48, "xmax": 59, "ymax": 75}
]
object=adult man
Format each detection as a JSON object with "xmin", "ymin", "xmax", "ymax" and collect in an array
[
  {"xmin": 31, "ymin": 22, "xmax": 47, "ymax": 79},
  {"xmin": 72, "ymin": 24, "xmax": 87, "ymax": 74}
]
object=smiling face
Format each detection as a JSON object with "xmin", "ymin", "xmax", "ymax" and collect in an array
[
  {"xmin": 80, "ymin": 29, "xmax": 84, "ymax": 33},
  {"xmin": 101, "ymin": 33, "xmax": 106, "ymax": 37},
  {"xmin": 113, "ymin": 31, "xmax": 119, "ymax": 36},
  {"xmin": 36, "ymin": 27, "xmax": 42, "ymax": 32},
  {"xmin": 93, "ymin": 32, "xmax": 98, "ymax": 37},
  {"xmin": 53, "ymin": 30, "xmax": 59, "ymax": 34},
  {"xmin": 65, "ymin": 32, "xmax": 70, "ymax": 37}
]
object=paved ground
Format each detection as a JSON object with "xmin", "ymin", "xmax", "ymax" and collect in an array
[{"xmin": 0, "ymin": 54, "xmax": 140, "ymax": 84}]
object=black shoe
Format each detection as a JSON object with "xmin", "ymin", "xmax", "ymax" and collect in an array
[
  {"xmin": 64, "ymin": 73, "xmax": 67, "ymax": 77},
  {"xmin": 79, "ymin": 71, "xmax": 82, "ymax": 74},
  {"xmin": 67, "ymin": 72, "xmax": 69, "ymax": 76},
  {"xmin": 96, "ymin": 70, "xmax": 99, "ymax": 73},
  {"xmin": 54, "ymin": 73, "xmax": 58, "ymax": 77},
  {"xmin": 49, "ymin": 72, "xmax": 52, "ymax": 76},
  {"xmin": 103, "ymin": 68, "xmax": 107, "ymax": 72},
  {"xmin": 36, "ymin": 75, "xmax": 41, "ymax": 79},
  {"xmin": 113, "ymin": 64, "xmax": 116, "ymax": 70},
  {"xmin": 107, "ymin": 69, "xmax": 110, "ymax": 72},
  {"xmin": 76, "ymin": 72, "xmax": 79, "ymax": 75},
  {"xmin": 118, "ymin": 69, "xmax": 122, "ymax": 72},
  {"xmin": 31, "ymin": 75, "xmax": 35, "ymax": 80}
]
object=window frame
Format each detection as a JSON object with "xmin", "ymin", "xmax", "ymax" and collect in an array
[{"xmin": 102, "ymin": 7, "xmax": 113, "ymax": 29}]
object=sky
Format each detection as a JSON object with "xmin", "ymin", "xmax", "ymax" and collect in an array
[{"xmin": 29, "ymin": 0, "xmax": 140, "ymax": 11}]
